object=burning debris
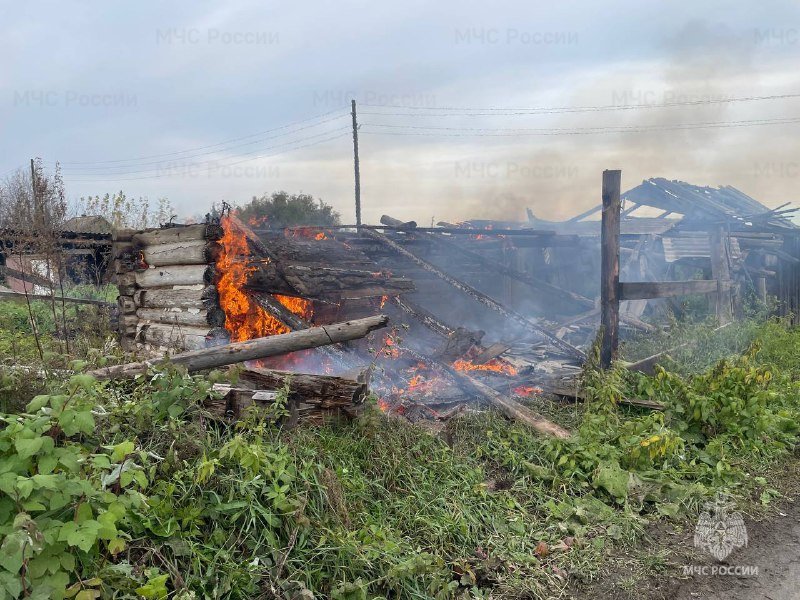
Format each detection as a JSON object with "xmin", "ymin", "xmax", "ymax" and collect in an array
[{"xmin": 109, "ymin": 175, "xmax": 799, "ymax": 435}]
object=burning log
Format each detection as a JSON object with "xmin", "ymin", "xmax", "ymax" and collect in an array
[
  {"xmin": 90, "ymin": 314, "xmax": 389, "ymax": 379},
  {"xmin": 140, "ymin": 240, "xmax": 222, "ymax": 267},
  {"xmin": 360, "ymin": 228, "xmax": 586, "ymax": 361}
]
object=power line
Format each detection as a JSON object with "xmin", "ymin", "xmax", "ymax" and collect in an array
[
  {"xmin": 59, "ymin": 114, "xmax": 349, "ymax": 173},
  {"xmin": 360, "ymin": 116, "xmax": 800, "ymax": 137},
  {"xmin": 360, "ymin": 92, "xmax": 800, "ymax": 116},
  {"xmin": 61, "ymin": 129, "xmax": 351, "ymax": 183},
  {"xmin": 61, "ymin": 126, "xmax": 352, "ymax": 176},
  {"xmin": 59, "ymin": 107, "xmax": 350, "ymax": 166}
]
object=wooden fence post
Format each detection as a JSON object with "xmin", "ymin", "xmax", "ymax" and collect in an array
[{"xmin": 600, "ymin": 169, "xmax": 621, "ymax": 369}]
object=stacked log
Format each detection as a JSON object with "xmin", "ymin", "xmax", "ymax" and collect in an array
[
  {"xmin": 112, "ymin": 223, "xmax": 230, "ymax": 353},
  {"xmin": 110, "ymin": 229, "xmax": 138, "ymax": 350}
]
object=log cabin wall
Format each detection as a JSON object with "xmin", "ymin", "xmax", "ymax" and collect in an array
[{"xmin": 111, "ymin": 224, "xmax": 230, "ymax": 353}]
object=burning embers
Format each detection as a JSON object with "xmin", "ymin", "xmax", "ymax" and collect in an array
[{"xmin": 216, "ymin": 215, "xmax": 312, "ymax": 342}]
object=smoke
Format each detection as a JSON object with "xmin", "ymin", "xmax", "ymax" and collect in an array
[{"xmin": 349, "ymin": 19, "xmax": 800, "ymax": 224}]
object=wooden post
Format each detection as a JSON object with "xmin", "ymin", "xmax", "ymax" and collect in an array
[
  {"xmin": 600, "ymin": 169, "xmax": 621, "ymax": 369},
  {"xmin": 351, "ymin": 99, "xmax": 362, "ymax": 227},
  {"xmin": 710, "ymin": 225, "xmax": 733, "ymax": 324}
]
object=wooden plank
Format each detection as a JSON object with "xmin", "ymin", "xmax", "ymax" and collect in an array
[
  {"xmin": 710, "ymin": 226, "xmax": 733, "ymax": 324},
  {"xmin": 619, "ymin": 280, "xmax": 723, "ymax": 300},
  {"xmin": 600, "ymin": 169, "xmax": 621, "ymax": 369}
]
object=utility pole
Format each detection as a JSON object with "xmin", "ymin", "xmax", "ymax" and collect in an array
[{"xmin": 351, "ymin": 99, "xmax": 362, "ymax": 227}]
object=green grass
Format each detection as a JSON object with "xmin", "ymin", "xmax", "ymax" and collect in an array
[{"xmin": 2, "ymin": 314, "xmax": 800, "ymax": 598}]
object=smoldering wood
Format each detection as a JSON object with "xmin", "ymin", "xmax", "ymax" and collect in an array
[
  {"xmin": 391, "ymin": 295, "xmax": 455, "ymax": 338},
  {"xmin": 136, "ymin": 307, "xmax": 226, "ymax": 328},
  {"xmin": 135, "ymin": 264, "xmax": 214, "ymax": 288},
  {"xmin": 393, "ymin": 342, "xmax": 570, "ymax": 437},
  {"xmin": 140, "ymin": 240, "xmax": 222, "ymax": 267},
  {"xmin": 360, "ymin": 228, "xmax": 586, "ymax": 361},
  {"xmin": 134, "ymin": 286, "xmax": 219, "ymax": 310},
  {"xmin": 472, "ymin": 342, "xmax": 512, "ymax": 365},
  {"xmin": 131, "ymin": 223, "xmax": 223, "ymax": 246},
  {"xmin": 90, "ymin": 314, "xmax": 390, "ymax": 379}
]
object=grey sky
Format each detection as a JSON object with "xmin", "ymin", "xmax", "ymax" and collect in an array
[{"xmin": 2, "ymin": 0, "xmax": 798, "ymax": 223}]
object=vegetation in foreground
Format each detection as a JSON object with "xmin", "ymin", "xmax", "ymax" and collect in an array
[{"xmin": 1, "ymin": 303, "xmax": 800, "ymax": 598}]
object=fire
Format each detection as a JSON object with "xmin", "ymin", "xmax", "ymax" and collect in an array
[
  {"xmin": 382, "ymin": 335, "xmax": 402, "ymax": 358},
  {"xmin": 452, "ymin": 358, "xmax": 518, "ymax": 376},
  {"xmin": 275, "ymin": 294, "xmax": 313, "ymax": 320},
  {"xmin": 247, "ymin": 215, "xmax": 268, "ymax": 227},
  {"xmin": 513, "ymin": 385, "xmax": 543, "ymax": 397},
  {"xmin": 216, "ymin": 215, "xmax": 312, "ymax": 342},
  {"xmin": 288, "ymin": 227, "xmax": 330, "ymax": 240},
  {"xmin": 379, "ymin": 295, "xmax": 389, "ymax": 309}
]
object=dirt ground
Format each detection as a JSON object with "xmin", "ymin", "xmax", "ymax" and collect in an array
[{"xmin": 574, "ymin": 456, "xmax": 800, "ymax": 600}]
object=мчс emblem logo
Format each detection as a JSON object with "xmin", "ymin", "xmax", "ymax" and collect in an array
[{"xmin": 694, "ymin": 494, "xmax": 748, "ymax": 561}]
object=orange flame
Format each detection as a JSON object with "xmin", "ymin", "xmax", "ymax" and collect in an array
[
  {"xmin": 452, "ymin": 358, "xmax": 518, "ymax": 376},
  {"xmin": 216, "ymin": 215, "xmax": 312, "ymax": 341},
  {"xmin": 513, "ymin": 385, "xmax": 543, "ymax": 397}
]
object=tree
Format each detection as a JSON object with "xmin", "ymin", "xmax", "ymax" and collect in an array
[
  {"xmin": 76, "ymin": 191, "xmax": 174, "ymax": 229},
  {"xmin": 235, "ymin": 192, "xmax": 340, "ymax": 228}
]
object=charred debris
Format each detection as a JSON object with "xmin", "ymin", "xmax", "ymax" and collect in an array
[{"xmin": 106, "ymin": 176, "xmax": 800, "ymax": 436}]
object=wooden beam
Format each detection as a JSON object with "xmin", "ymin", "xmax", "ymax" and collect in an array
[
  {"xmin": 619, "ymin": 280, "xmax": 725, "ymax": 300},
  {"xmin": 600, "ymin": 169, "xmax": 621, "ymax": 369},
  {"xmin": 710, "ymin": 225, "xmax": 733, "ymax": 324}
]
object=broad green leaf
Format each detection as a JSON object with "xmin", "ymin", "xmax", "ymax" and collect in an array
[
  {"xmin": 15, "ymin": 436, "xmax": 44, "ymax": 459},
  {"xmin": 111, "ymin": 441, "xmax": 135, "ymax": 463},
  {"xmin": 27, "ymin": 395, "xmax": 51, "ymax": 413},
  {"xmin": 69, "ymin": 374, "xmax": 97, "ymax": 390}
]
